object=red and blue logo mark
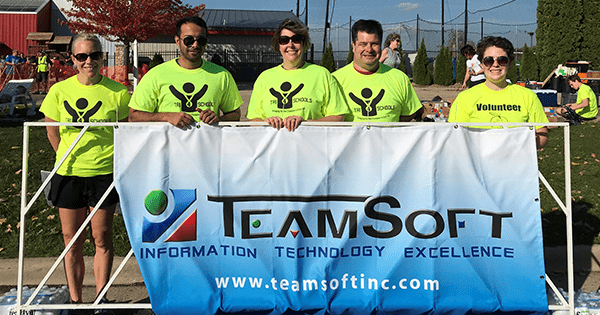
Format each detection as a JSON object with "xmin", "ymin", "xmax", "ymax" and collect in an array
[{"xmin": 142, "ymin": 189, "xmax": 197, "ymax": 243}]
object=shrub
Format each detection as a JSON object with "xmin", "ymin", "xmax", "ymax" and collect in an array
[
  {"xmin": 320, "ymin": 42, "xmax": 336, "ymax": 73},
  {"xmin": 413, "ymin": 38, "xmax": 431, "ymax": 85},
  {"xmin": 433, "ymin": 46, "xmax": 454, "ymax": 85},
  {"xmin": 149, "ymin": 53, "xmax": 164, "ymax": 69}
]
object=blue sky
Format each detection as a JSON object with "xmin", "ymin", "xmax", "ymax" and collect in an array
[{"xmin": 186, "ymin": 0, "xmax": 538, "ymax": 53}]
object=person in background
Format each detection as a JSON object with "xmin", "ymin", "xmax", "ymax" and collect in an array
[
  {"xmin": 333, "ymin": 19, "xmax": 422, "ymax": 122},
  {"xmin": 5, "ymin": 49, "xmax": 20, "ymax": 75},
  {"xmin": 379, "ymin": 33, "xmax": 403, "ymax": 70},
  {"xmin": 556, "ymin": 74, "xmax": 598, "ymax": 120},
  {"xmin": 129, "ymin": 16, "xmax": 242, "ymax": 127},
  {"xmin": 449, "ymin": 36, "xmax": 549, "ymax": 149},
  {"xmin": 34, "ymin": 50, "xmax": 51, "ymax": 94},
  {"xmin": 246, "ymin": 18, "xmax": 348, "ymax": 132},
  {"xmin": 460, "ymin": 44, "xmax": 485, "ymax": 89},
  {"xmin": 39, "ymin": 33, "xmax": 130, "ymax": 305}
]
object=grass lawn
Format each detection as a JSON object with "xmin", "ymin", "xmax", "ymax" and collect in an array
[{"xmin": 0, "ymin": 120, "xmax": 598, "ymax": 258}]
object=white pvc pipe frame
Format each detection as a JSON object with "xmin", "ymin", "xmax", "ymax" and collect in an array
[{"xmin": 16, "ymin": 121, "xmax": 573, "ymax": 314}]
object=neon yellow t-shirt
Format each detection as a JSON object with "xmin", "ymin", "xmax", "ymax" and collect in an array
[
  {"xmin": 448, "ymin": 83, "xmax": 549, "ymax": 128},
  {"xmin": 129, "ymin": 58, "xmax": 242, "ymax": 121},
  {"xmin": 575, "ymin": 84, "xmax": 598, "ymax": 119},
  {"xmin": 246, "ymin": 63, "xmax": 349, "ymax": 120},
  {"xmin": 40, "ymin": 75, "xmax": 130, "ymax": 177},
  {"xmin": 333, "ymin": 63, "xmax": 422, "ymax": 122}
]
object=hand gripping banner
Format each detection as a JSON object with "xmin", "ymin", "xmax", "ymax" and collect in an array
[{"xmin": 114, "ymin": 124, "xmax": 547, "ymax": 315}]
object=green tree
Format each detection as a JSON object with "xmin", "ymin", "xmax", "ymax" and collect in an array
[
  {"xmin": 581, "ymin": 0, "xmax": 600, "ymax": 69},
  {"xmin": 537, "ymin": 0, "xmax": 585, "ymax": 79},
  {"xmin": 507, "ymin": 59, "xmax": 518, "ymax": 84},
  {"xmin": 320, "ymin": 42, "xmax": 336, "ymax": 73},
  {"xmin": 520, "ymin": 44, "xmax": 539, "ymax": 81},
  {"xmin": 433, "ymin": 46, "xmax": 454, "ymax": 85},
  {"xmin": 413, "ymin": 38, "xmax": 431, "ymax": 85},
  {"xmin": 455, "ymin": 54, "xmax": 467, "ymax": 86},
  {"xmin": 396, "ymin": 37, "xmax": 407, "ymax": 74},
  {"xmin": 346, "ymin": 47, "xmax": 354, "ymax": 65},
  {"xmin": 149, "ymin": 53, "xmax": 164, "ymax": 69}
]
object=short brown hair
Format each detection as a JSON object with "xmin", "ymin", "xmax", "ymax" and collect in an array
[
  {"xmin": 476, "ymin": 36, "xmax": 514, "ymax": 62},
  {"xmin": 271, "ymin": 18, "xmax": 310, "ymax": 53},
  {"xmin": 567, "ymin": 74, "xmax": 582, "ymax": 83}
]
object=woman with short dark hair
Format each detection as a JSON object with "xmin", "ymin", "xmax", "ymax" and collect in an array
[
  {"xmin": 247, "ymin": 19, "xmax": 349, "ymax": 131},
  {"xmin": 449, "ymin": 36, "xmax": 549, "ymax": 149}
]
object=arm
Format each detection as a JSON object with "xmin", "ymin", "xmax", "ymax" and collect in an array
[
  {"xmin": 399, "ymin": 105, "xmax": 425, "ymax": 122},
  {"xmin": 128, "ymin": 108, "xmax": 195, "ymax": 127},
  {"xmin": 220, "ymin": 108, "xmax": 241, "ymax": 121},
  {"xmin": 379, "ymin": 49, "xmax": 389, "ymax": 63},
  {"xmin": 535, "ymin": 127, "xmax": 548, "ymax": 149},
  {"xmin": 566, "ymin": 98, "xmax": 589, "ymax": 110},
  {"xmin": 461, "ymin": 66, "xmax": 471, "ymax": 89},
  {"xmin": 44, "ymin": 117, "xmax": 60, "ymax": 151}
]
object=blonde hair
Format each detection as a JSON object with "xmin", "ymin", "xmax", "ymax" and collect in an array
[{"xmin": 71, "ymin": 33, "xmax": 102, "ymax": 53}]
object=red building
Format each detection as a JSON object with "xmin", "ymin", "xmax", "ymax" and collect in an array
[{"xmin": 0, "ymin": 0, "xmax": 51, "ymax": 55}]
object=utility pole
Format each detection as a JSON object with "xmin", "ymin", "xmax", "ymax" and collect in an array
[
  {"xmin": 528, "ymin": 32, "xmax": 534, "ymax": 47},
  {"xmin": 481, "ymin": 17, "xmax": 483, "ymax": 40},
  {"xmin": 323, "ymin": 0, "xmax": 330, "ymax": 54},
  {"xmin": 349, "ymin": 16, "xmax": 352, "ymax": 48},
  {"xmin": 305, "ymin": 0, "xmax": 308, "ymax": 29},
  {"xmin": 464, "ymin": 0, "xmax": 468, "ymax": 45},
  {"xmin": 296, "ymin": 0, "xmax": 299, "ymax": 17},
  {"xmin": 441, "ymin": 0, "xmax": 444, "ymax": 47},
  {"xmin": 416, "ymin": 14, "xmax": 419, "ymax": 51}
]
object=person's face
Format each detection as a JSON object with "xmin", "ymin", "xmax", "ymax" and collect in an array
[
  {"xmin": 12, "ymin": 51, "xmax": 17, "ymax": 56},
  {"xmin": 175, "ymin": 22, "xmax": 207, "ymax": 64},
  {"xmin": 72, "ymin": 40, "xmax": 102, "ymax": 78},
  {"xmin": 482, "ymin": 46, "xmax": 509, "ymax": 83},
  {"xmin": 352, "ymin": 31, "xmax": 381, "ymax": 71},
  {"xmin": 389, "ymin": 38, "xmax": 399, "ymax": 50},
  {"xmin": 569, "ymin": 80, "xmax": 581, "ymax": 90},
  {"xmin": 279, "ymin": 28, "xmax": 304, "ymax": 64}
]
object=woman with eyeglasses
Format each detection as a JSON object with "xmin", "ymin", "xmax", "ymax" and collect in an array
[
  {"xmin": 448, "ymin": 36, "xmax": 549, "ymax": 149},
  {"xmin": 39, "ymin": 33, "xmax": 130, "ymax": 304},
  {"xmin": 379, "ymin": 33, "xmax": 403, "ymax": 70},
  {"xmin": 246, "ymin": 18, "xmax": 349, "ymax": 131}
]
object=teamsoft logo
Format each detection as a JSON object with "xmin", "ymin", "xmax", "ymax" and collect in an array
[
  {"xmin": 349, "ymin": 88, "xmax": 385, "ymax": 117},
  {"xmin": 142, "ymin": 189, "xmax": 197, "ymax": 243}
]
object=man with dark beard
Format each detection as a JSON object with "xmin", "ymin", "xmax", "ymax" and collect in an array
[{"xmin": 129, "ymin": 16, "xmax": 242, "ymax": 127}]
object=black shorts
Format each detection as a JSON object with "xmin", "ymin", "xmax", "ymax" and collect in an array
[
  {"xmin": 49, "ymin": 174, "xmax": 119, "ymax": 209},
  {"xmin": 36, "ymin": 71, "xmax": 49, "ymax": 82}
]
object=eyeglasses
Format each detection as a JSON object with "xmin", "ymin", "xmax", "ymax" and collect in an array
[
  {"xmin": 482, "ymin": 56, "xmax": 510, "ymax": 67},
  {"xmin": 182, "ymin": 36, "xmax": 208, "ymax": 47},
  {"xmin": 74, "ymin": 51, "xmax": 103, "ymax": 62},
  {"xmin": 279, "ymin": 35, "xmax": 304, "ymax": 45}
]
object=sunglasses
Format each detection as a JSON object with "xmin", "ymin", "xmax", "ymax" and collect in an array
[
  {"xmin": 74, "ymin": 51, "xmax": 102, "ymax": 62},
  {"xmin": 182, "ymin": 36, "xmax": 208, "ymax": 47},
  {"xmin": 279, "ymin": 35, "xmax": 304, "ymax": 45},
  {"xmin": 482, "ymin": 56, "xmax": 510, "ymax": 67}
]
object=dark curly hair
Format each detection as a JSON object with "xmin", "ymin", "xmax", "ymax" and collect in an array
[
  {"xmin": 271, "ymin": 19, "xmax": 310, "ymax": 53},
  {"xmin": 476, "ymin": 36, "xmax": 515, "ymax": 62}
]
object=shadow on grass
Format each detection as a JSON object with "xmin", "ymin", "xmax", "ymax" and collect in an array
[
  {"xmin": 542, "ymin": 200, "xmax": 600, "ymax": 246},
  {"xmin": 0, "ymin": 106, "xmax": 44, "ymax": 128}
]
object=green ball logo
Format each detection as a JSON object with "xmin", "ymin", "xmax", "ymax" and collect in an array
[{"xmin": 144, "ymin": 190, "xmax": 168, "ymax": 215}]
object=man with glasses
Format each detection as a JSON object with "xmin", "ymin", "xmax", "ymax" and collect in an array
[
  {"xmin": 448, "ymin": 36, "xmax": 549, "ymax": 149},
  {"xmin": 129, "ymin": 16, "xmax": 242, "ymax": 127},
  {"xmin": 333, "ymin": 19, "xmax": 422, "ymax": 122}
]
